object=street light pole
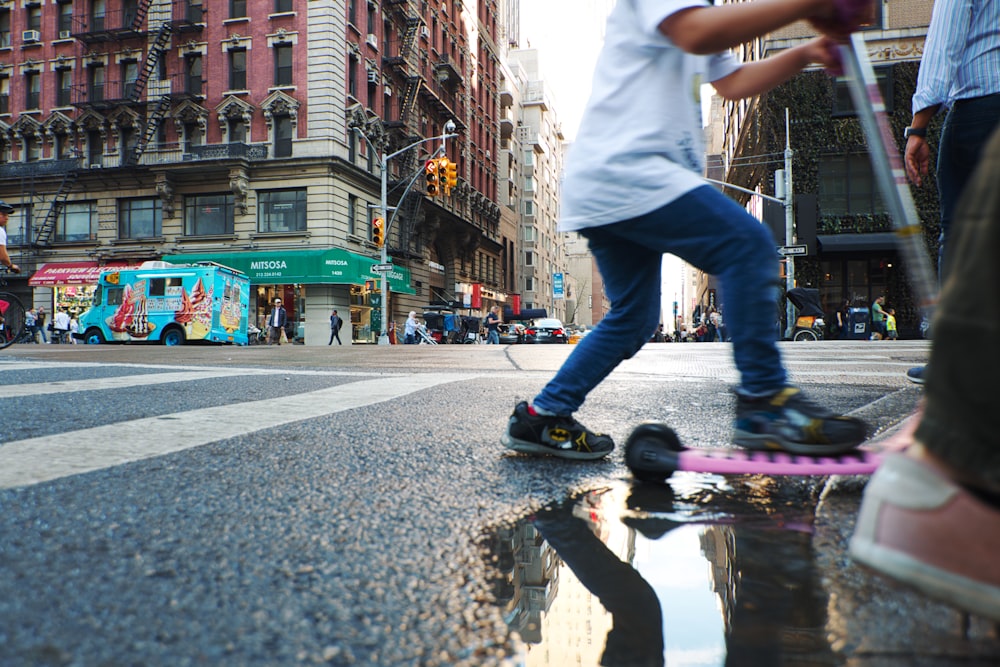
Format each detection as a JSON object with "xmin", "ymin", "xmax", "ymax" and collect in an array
[
  {"xmin": 783, "ymin": 108, "xmax": 795, "ymax": 338},
  {"xmin": 354, "ymin": 121, "xmax": 457, "ymax": 345}
]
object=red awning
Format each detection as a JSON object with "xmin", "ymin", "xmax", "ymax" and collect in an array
[{"xmin": 28, "ymin": 261, "xmax": 133, "ymax": 287}]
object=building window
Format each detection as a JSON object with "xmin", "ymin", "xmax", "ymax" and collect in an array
[
  {"xmin": 57, "ymin": 2, "xmax": 73, "ymax": 35},
  {"xmin": 24, "ymin": 71, "xmax": 40, "ymax": 109},
  {"xmin": 524, "ymin": 250, "xmax": 534, "ymax": 266},
  {"xmin": 184, "ymin": 194, "xmax": 234, "ymax": 236},
  {"xmin": 274, "ymin": 0, "xmax": 292, "ymax": 12},
  {"xmin": 258, "ymin": 188, "xmax": 306, "ymax": 233},
  {"xmin": 183, "ymin": 121, "xmax": 203, "ymax": 151},
  {"xmin": 185, "ymin": 55, "xmax": 203, "ymax": 95},
  {"xmin": 87, "ymin": 129, "xmax": 102, "ymax": 165},
  {"xmin": 88, "ymin": 64, "xmax": 105, "ymax": 103},
  {"xmin": 6, "ymin": 206, "xmax": 30, "ymax": 246},
  {"xmin": 348, "ymin": 54, "xmax": 358, "ymax": 98},
  {"xmin": 0, "ymin": 10, "xmax": 10, "ymax": 48},
  {"xmin": 55, "ymin": 68, "xmax": 72, "ymax": 106},
  {"xmin": 122, "ymin": 60, "xmax": 138, "ymax": 99},
  {"xmin": 123, "ymin": 0, "xmax": 138, "ymax": 26},
  {"xmin": 230, "ymin": 0, "xmax": 246, "ymax": 19},
  {"xmin": 818, "ymin": 153, "xmax": 887, "ymax": 217},
  {"xmin": 26, "ymin": 4, "xmax": 41, "ymax": 31},
  {"xmin": 347, "ymin": 195, "xmax": 357, "ymax": 236},
  {"xmin": 0, "ymin": 76, "xmax": 7, "ymax": 115},
  {"xmin": 833, "ymin": 67, "xmax": 893, "ymax": 117},
  {"xmin": 54, "ymin": 133, "xmax": 71, "ymax": 159},
  {"xmin": 274, "ymin": 43, "xmax": 293, "ymax": 86},
  {"xmin": 227, "ymin": 117, "xmax": 247, "ymax": 143},
  {"xmin": 118, "ymin": 197, "xmax": 162, "ymax": 239},
  {"xmin": 525, "ymin": 276, "xmax": 534, "ymax": 292},
  {"xmin": 57, "ymin": 201, "xmax": 98, "ymax": 242},
  {"xmin": 273, "ymin": 115, "xmax": 292, "ymax": 157},
  {"xmin": 522, "ymin": 225, "xmax": 535, "ymax": 241},
  {"xmin": 91, "ymin": 0, "xmax": 106, "ymax": 31},
  {"xmin": 229, "ymin": 48, "xmax": 247, "ymax": 90},
  {"xmin": 24, "ymin": 136, "xmax": 40, "ymax": 162},
  {"xmin": 348, "ymin": 0, "xmax": 357, "ymax": 26}
]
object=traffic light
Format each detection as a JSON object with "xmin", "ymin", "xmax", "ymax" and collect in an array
[
  {"xmin": 372, "ymin": 217, "xmax": 384, "ymax": 247},
  {"xmin": 425, "ymin": 159, "xmax": 440, "ymax": 197},
  {"xmin": 442, "ymin": 157, "xmax": 458, "ymax": 195}
]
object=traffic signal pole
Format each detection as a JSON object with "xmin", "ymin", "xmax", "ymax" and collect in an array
[{"xmin": 354, "ymin": 124, "xmax": 457, "ymax": 345}]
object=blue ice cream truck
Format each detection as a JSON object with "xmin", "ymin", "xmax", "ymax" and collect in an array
[{"xmin": 74, "ymin": 261, "xmax": 250, "ymax": 345}]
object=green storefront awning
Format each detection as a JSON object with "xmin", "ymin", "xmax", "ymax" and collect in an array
[{"xmin": 163, "ymin": 248, "xmax": 415, "ymax": 295}]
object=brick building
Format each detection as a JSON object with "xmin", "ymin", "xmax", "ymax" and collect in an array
[{"xmin": 0, "ymin": 0, "xmax": 509, "ymax": 344}]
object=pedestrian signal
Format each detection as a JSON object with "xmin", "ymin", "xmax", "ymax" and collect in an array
[
  {"xmin": 425, "ymin": 159, "xmax": 440, "ymax": 197},
  {"xmin": 443, "ymin": 158, "xmax": 458, "ymax": 194},
  {"xmin": 372, "ymin": 217, "xmax": 384, "ymax": 247}
]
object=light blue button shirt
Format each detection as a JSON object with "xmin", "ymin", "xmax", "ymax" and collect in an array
[{"xmin": 912, "ymin": 0, "xmax": 1000, "ymax": 113}]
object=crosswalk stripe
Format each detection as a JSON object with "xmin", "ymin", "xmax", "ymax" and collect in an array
[
  {"xmin": 0, "ymin": 370, "xmax": 263, "ymax": 398},
  {"xmin": 0, "ymin": 372, "xmax": 474, "ymax": 489}
]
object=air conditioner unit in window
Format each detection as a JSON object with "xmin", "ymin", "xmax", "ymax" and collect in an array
[
  {"xmin": 420, "ymin": 25, "xmax": 430, "ymax": 39},
  {"xmin": 367, "ymin": 70, "xmax": 379, "ymax": 84},
  {"xmin": 58, "ymin": 30, "xmax": 72, "ymax": 39},
  {"xmin": 89, "ymin": 163, "xmax": 103, "ymax": 169},
  {"xmin": 22, "ymin": 30, "xmax": 41, "ymax": 43},
  {"xmin": 365, "ymin": 33, "xmax": 377, "ymax": 49}
]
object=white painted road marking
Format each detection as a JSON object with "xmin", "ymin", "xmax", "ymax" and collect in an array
[{"xmin": 0, "ymin": 373, "xmax": 473, "ymax": 489}]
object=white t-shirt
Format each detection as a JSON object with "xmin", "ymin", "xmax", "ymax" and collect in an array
[
  {"xmin": 0, "ymin": 225, "xmax": 7, "ymax": 247},
  {"xmin": 560, "ymin": 0, "xmax": 740, "ymax": 231}
]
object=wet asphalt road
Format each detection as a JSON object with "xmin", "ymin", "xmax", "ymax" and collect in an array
[{"xmin": 0, "ymin": 340, "xmax": 996, "ymax": 665}]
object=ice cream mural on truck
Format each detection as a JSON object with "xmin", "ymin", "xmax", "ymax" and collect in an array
[{"xmin": 74, "ymin": 261, "xmax": 250, "ymax": 345}]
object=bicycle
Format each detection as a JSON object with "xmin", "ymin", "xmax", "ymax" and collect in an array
[{"xmin": 0, "ymin": 274, "xmax": 27, "ymax": 350}]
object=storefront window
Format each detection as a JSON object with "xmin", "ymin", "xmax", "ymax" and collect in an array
[
  {"xmin": 184, "ymin": 193, "xmax": 234, "ymax": 236},
  {"xmin": 257, "ymin": 188, "xmax": 306, "ymax": 233},
  {"xmin": 118, "ymin": 197, "xmax": 162, "ymax": 239},
  {"xmin": 56, "ymin": 201, "xmax": 97, "ymax": 243}
]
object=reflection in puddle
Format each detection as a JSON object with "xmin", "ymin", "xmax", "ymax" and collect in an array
[{"xmin": 487, "ymin": 477, "xmax": 833, "ymax": 666}]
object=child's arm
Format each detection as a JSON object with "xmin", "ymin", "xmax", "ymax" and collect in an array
[
  {"xmin": 661, "ymin": 0, "xmax": 852, "ymax": 55},
  {"xmin": 711, "ymin": 37, "xmax": 840, "ymax": 100}
]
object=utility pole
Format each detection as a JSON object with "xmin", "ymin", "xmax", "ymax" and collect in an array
[
  {"xmin": 355, "ymin": 121, "xmax": 457, "ymax": 345},
  {"xmin": 783, "ymin": 108, "xmax": 795, "ymax": 337}
]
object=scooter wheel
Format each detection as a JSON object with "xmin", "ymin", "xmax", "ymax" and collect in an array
[{"xmin": 624, "ymin": 422, "xmax": 684, "ymax": 483}]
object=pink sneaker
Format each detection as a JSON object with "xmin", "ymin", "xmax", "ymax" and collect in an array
[{"xmin": 850, "ymin": 453, "xmax": 1000, "ymax": 621}]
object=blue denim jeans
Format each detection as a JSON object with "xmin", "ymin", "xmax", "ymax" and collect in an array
[
  {"xmin": 533, "ymin": 185, "xmax": 787, "ymax": 415},
  {"xmin": 936, "ymin": 92, "xmax": 1000, "ymax": 281}
]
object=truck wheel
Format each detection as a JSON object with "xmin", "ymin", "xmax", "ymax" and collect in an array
[
  {"xmin": 161, "ymin": 326, "xmax": 186, "ymax": 346},
  {"xmin": 83, "ymin": 328, "xmax": 106, "ymax": 345}
]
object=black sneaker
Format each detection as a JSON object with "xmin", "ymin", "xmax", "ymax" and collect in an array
[
  {"xmin": 906, "ymin": 365, "xmax": 926, "ymax": 384},
  {"xmin": 733, "ymin": 387, "xmax": 867, "ymax": 455},
  {"xmin": 501, "ymin": 401, "xmax": 614, "ymax": 460}
]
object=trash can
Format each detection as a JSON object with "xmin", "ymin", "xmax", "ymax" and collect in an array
[{"xmin": 846, "ymin": 307, "xmax": 870, "ymax": 340}]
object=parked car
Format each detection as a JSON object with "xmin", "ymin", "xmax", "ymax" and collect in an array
[
  {"xmin": 498, "ymin": 323, "xmax": 525, "ymax": 344},
  {"xmin": 524, "ymin": 318, "xmax": 569, "ymax": 344}
]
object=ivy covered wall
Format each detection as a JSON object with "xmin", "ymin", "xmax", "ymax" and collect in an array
[{"xmin": 727, "ymin": 61, "xmax": 941, "ymax": 336}]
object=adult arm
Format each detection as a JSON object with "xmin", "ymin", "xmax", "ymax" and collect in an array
[{"xmin": 0, "ymin": 245, "xmax": 19, "ymax": 273}]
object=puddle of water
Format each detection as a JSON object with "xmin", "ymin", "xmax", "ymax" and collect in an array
[{"xmin": 486, "ymin": 477, "xmax": 835, "ymax": 667}]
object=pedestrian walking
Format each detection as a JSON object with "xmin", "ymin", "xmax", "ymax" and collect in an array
[
  {"xmin": 871, "ymin": 295, "xmax": 886, "ymax": 340},
  {"xmin": 267, "ymin": 298, "xmax": 287, "ymax": 345},
  {"xmin": 52, "ymin": 308, "xmax": 71, "ymax": 344},
  {"xmin": 501, "ymin": 0, "xmax": 869, "ymax": 460},
  {"xmin": 903, "ymin": 0, "xmax": 1000, "ymax": 383},
  {"xmin": 328, "ymin": 309, "xmax": 344, "ymax": 345},
  {"xmin": 850, "ymin": 124, "xmax": 1000, "ymax": 622},
  {"xmin": 485, "ymin": 306, "xmax": 501, "ymax": 345},
  {"xmin": 36, "ymin": 307, "xmax": 48, "ymax": 343},
  {"xmin": 884, "ymin": 308, "xmax": 898, "ymax": 340},
  {"xmin": 25, "ymin": 308, "xmax": 38, "ymax": 343}
]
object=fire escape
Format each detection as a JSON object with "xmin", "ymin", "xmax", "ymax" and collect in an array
[
  {"xmin": 382, "ymin": 0, "xmax": 425, "ymax": 256},
  {"xmin": 30, "ymin": 0, "xmax": 202, "ymax": 248}
]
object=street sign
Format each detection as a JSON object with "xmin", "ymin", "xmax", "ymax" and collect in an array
[
  {"xmin": 372, "ymin": 263, "xmax": 394, "ymax": 272},
  {"xmin": 777, "ymin": 245, "xmax": 808, "ymax": 256}
]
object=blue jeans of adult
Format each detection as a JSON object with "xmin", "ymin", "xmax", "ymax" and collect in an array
[
  {"xmin": 487, "ymin": 329, "xmax": 499, "ymax": 344},
  {"xmin": 936, "ymin": 92, "xmax": 1000, "ymax": 282},
  {"xmin": 533, "ymin": 185, "xmax": 787, "ymax": 416}
]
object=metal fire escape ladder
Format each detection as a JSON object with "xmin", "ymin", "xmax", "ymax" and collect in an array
[
  {"xmin": 130, "ymin": 0, "xmax": 153, "ymax": 32},
  {"xmin": 129, "ymin": 93, "xmax": 171, "ymax": 165},
  {"xmin": 32, "ymin": 169, "xmax": 79, "ymax": 248},
  {"xmin": 131, "ymin": 22, "xmax": 172, "ymax": 104}
]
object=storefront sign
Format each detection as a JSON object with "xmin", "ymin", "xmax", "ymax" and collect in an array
[
  {"xmin": 163, "ymin": 249, "xmax": 415, "ymax": 294},
  {"xmin": 29, "ymin": 261, "xmax": 135, "ymax": 286}
]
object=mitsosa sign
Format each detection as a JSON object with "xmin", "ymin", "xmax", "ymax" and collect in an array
[{"xmin": 162, "ymin": 249, "xmax": 414, "ymax": 293}]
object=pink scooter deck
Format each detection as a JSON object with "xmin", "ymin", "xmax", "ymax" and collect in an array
[{"xmin": 625, "ymin": 422, "xmax": 882, "ymax": 481}]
